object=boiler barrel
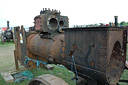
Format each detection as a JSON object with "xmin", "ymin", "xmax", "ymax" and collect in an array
[{"xmin": 27, "ymin": 34, "xmax": 64, "ymax": 63}]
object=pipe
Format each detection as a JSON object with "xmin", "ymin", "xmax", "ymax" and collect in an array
[
  {"xmin": 7, "ymin": 21, "xmax": 9, "ymax": 29},
  {"xmin": 114, "ymin": 16, "xmax": 118, "ymax": 26}
]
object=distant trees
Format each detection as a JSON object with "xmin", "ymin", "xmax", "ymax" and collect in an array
[
  {"xmin": 120, "ymin": 21, "xmax": 125, "ymax": 25},
  {"xmin": 119, "ymin": 21, "xmax": 128, "ymax": 26},
  {"xmin": 73, "ymin": 21, "xmax": 128, "ymax": 27}
]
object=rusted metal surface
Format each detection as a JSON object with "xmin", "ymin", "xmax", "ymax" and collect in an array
[
  {"xmin": 13, "ymin": 8, "xmax": 128, "ymax": 85},
  {"xmin": 14, "ymin": 9, "xmax": 69, "ymax": 68},
  {"xmin": 27, "ymin": 33, "xmax": 64, "ymax": 64},
  {"xmin": 34, "ymin": 16, "xmax": 41, "ymax": 30},
  {"xmin": 14, "ymin": 26, "xmax": 27, "ymax": 66},
  {"xmin": 24, "ymin": 8, "xmax": 69, "ymax": 67},
  {"xmin": 34, "ymin": 8, "xmax": 68, "ymax": 38},
  {"xmin": 27, "ymin": 26, "xmax": 127, "ymax": 84},
  {"xmin": 20, "ymin": 26, "xmax": 27, "ymax": 65},
  {"xmin": 14, "ymin": 50, "xmax": 19, "ymax": 70},
  {"xmin": 29, "ymin": 74, "xmax": 69, "ymax": 85},
  {"xmin": 63, "ymin": 27, "xmax": 127, "ymax": 85},
  {"xmin": 106, "ymin": 29, "xmax": 127, "ymax": 84},
  {"xmin": 14, "ymin": 26, "xmax": 21, "ymax": 61}
]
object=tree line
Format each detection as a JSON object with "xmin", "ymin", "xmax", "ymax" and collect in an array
[{"xmin": 119, "ymin": 21, "xmax": 128, "ymax": 26}]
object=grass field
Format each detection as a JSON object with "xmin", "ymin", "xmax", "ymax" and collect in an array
[
  {"xmin": 0, "ymin": 42, "xmax": 15, "ymax": 72},
  {"xmin": 0, "ymin": 41, "xmax": 128, "ymax": 85},
  {"xmin": 0, "ymin": 42, "xmax": 75, "ymax": 85}
]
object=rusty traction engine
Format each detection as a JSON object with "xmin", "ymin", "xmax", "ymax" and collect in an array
[
  {"xmin": 1, "ymin": 21, "xmax": 13, "ymax": 44},
  {"xmin": 14, "ymin": 8, "xmax": 127, "ymax": 85}
]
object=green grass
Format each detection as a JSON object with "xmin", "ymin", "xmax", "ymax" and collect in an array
[
  {"xmin": 0, "ymin": 40, "xmax": 14, "ymax": 45},
  {"xmin": 0, "ymin": 41, "xmax": 15, "ymax": 72},
  {"xmin": 0, "ymin": 65, "xmax": 76, "ymax": 85},
  {"xmin": 118, "ymin": 70, "xmax": 128, "ymax": 85}
]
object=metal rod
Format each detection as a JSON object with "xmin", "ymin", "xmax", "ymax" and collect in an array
[
  {"xmin": 7, "ymin": 21, "xmax": 9, "ymax": 29},
  {"xmin": 114, "ymin": 16, "xmax": 118, "ymax": 26}
]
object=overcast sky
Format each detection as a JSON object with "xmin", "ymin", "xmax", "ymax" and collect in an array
[{"xmin": 0, "ymin": 0, "xmax": 128, "ymax": 27}]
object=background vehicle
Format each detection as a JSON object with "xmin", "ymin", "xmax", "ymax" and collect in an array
[{"xmin": 1, "ymin": 21, "xmax": 14, "ymax": 44}]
